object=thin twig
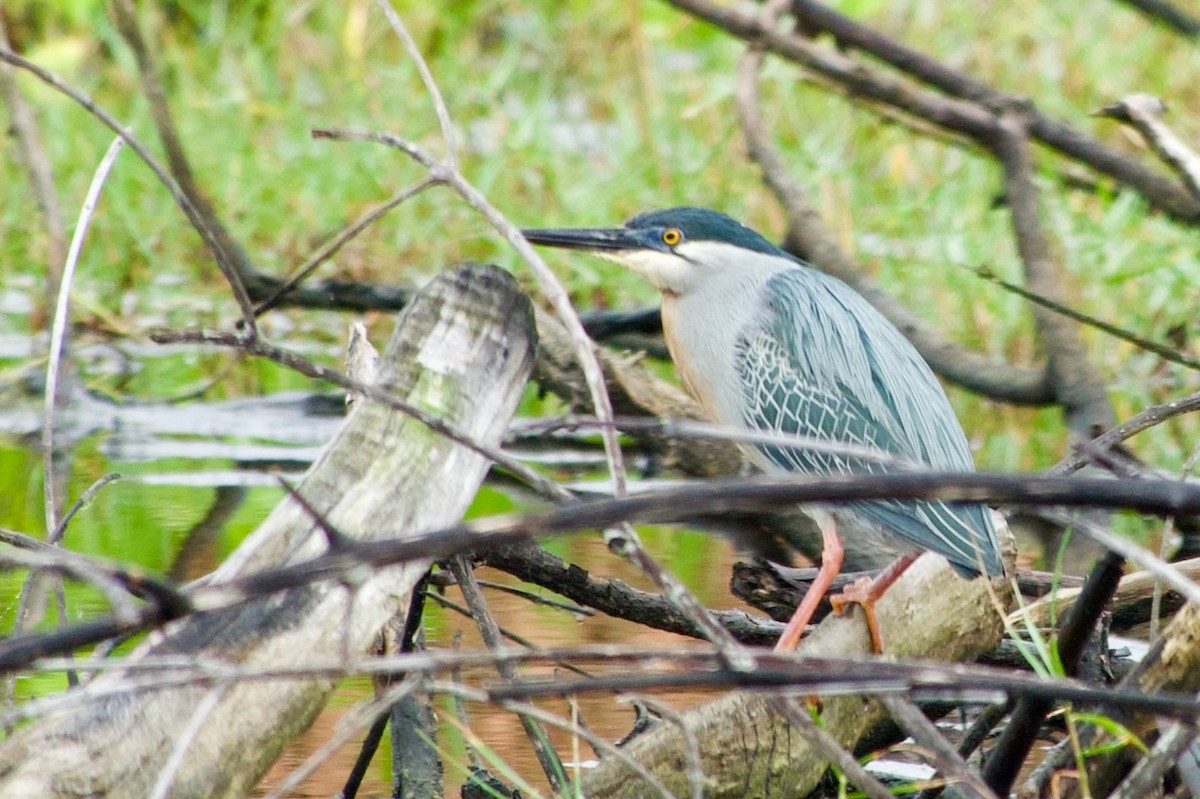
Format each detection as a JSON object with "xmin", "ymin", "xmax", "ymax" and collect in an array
[
  {"xmin": 973, "ymin": 263, "xmax": 1200, "ymax": 372},
  {"xmin": 448, "ymin": 557, "xmax": 566, "ymax": 791},
  {"xmin": 375, "ymin": 1, "xmax": 457, "ymax": 167},
  {"xmin": 260, "ymin": 677, "xmax": 422, "ymax": 799},
  {"xmin": 0, "ymin": 15, "xmax": 67, "ymax": 314},
  {"xmin": 1053, "ymin": 388, "xmax": 1200, "ymax": 475},
  {"xmin": 54, "ymin": 473, "xmax": 122, "ymax": 541},
  {"xmin": 148, "ymin": 327, "xmax": 566, "ymax": 501},
  {"xmin": 1095, "ymin": 94, "xmax": 1200, "ymax": 198},
  {"xmin": 43, "ymin": 136, "xmax": 125, "ymax": 540},
  {"xmin": 880, "ymin": 695, "xmax": 997, "ymax": 799},
  {"xmin": 147, "ymin": 681, "xmax": 230, "ymax": 799},
  {"xmin": 1113, "ymin": 0, "xmax": 1200, "ymax": 36},
  {"xmin": 780, "ymin": 0, "xmax": 1200, "ymax": 220},
  {"xmin": 251, "ymin": 177, "xmax": 437, "ymax": 318}
]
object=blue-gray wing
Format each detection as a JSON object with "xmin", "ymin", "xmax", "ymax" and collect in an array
[{"xmin": 734, "ymin": 268, "xmax": 1002, "ymax": 577}]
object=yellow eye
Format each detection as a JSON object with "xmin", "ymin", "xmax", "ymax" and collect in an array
[{"xmin": 662, "ymin": 228, "xmax": 683, "ymax": 246}]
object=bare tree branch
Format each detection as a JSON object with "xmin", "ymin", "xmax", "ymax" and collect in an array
[
  {"xmin": 784, "ymin": 0, "xmax": 1200, "ymax": 219},
  {"xmin": 989, "ymin": 113, "xmax": 1114, "ymax": 436},
  {"xmin": 1113, "ymin": 0, "xmax": 1200, "ymax": 37},
  {"xmin": 1095, "ymin": 94, "xmax": 1200, "ymax": 199}
]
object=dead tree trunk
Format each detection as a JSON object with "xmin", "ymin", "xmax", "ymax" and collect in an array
[{"xmin": 0, "ymin": 263, "xmax": 536, "ymax": 798}]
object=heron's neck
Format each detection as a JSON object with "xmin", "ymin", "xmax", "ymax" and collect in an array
[{"xmin": 660, "ymin": 269, "xmax": 782, "ymax": 429}]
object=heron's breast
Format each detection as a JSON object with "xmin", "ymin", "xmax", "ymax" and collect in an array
[{"xmin": 660, "ymin": 292, "xmax": 755, "ymax": 430}]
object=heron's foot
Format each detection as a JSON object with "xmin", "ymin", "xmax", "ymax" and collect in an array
[{"xmin": 830, "ymin": 577, "xmax": 885, "ymax": 654}]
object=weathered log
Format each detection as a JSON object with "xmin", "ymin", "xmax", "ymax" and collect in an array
[
  {"xmin": 1010, "ymin": 556, "xmax": 1200, "ymax": 633},
  {"xmin": 0, "ymin": 263, "xmax": 536, "ymax": 798},
  {"xmin": 578, "ymin": 553, "xmax": 1009, "ymax": 798}
]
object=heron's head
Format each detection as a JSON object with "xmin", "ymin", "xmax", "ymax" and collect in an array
[{"xmin": 523, "ymin": 207, "xmax": 790, "ymax": 295}]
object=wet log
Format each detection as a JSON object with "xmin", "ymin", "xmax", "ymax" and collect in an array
[
  {"xmin": 578, "ymin": 554, "xmax": 1009, "ymax": 799},
  {"xmin": 0, "ymin": 263, "xmax": 536, "ymax": 798}
]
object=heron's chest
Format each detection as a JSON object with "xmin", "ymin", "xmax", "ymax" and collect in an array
[{"xmin": 660, "ymin": 290, "xmax": 759, "ymax": 429}]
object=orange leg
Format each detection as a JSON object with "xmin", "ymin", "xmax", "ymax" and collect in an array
[
  {"xmin": 773, "ymin": 521, "xmax": 844, "ymax": 652},
  {"xmin": 829, "ymin": 553, "xmax": 919, "ymax": 653}
]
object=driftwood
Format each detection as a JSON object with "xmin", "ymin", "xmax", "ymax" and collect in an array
[
  {"xmin": 1011, "ymin": 556, "xmax": 1200, "ymax": 631},
  {"xmin": 0, "ymin": 264, "xmax": 536, "ymax": 798},
  {"xmin": 578, "ymin": 553, "xmax": 1010, "ymax": 798}
]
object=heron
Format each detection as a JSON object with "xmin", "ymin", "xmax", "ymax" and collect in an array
[{"xmin": 523, "ymin": 207, "xmax": 1003, "ymax": 652}]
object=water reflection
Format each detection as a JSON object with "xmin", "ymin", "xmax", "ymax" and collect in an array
[{"xmin": 0, "ymin": 409, "xmax": 757, "ymax": 798}]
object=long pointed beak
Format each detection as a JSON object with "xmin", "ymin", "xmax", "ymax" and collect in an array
[{"xmin": 521, "ymin": 226, "xmax": 646, "ymax": 253}]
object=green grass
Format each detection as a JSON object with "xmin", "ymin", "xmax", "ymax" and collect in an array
[{"xmin": 3, "ymin": 0, "xmax": 1200, "ymax": 501}]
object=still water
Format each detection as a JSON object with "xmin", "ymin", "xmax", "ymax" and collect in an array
[{"xmin": 0, "ymin": 384, "xmax": 752, "ymax": 798}]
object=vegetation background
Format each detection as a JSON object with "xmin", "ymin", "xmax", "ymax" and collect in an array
[{"xmin": 2, "ymin": 0, "xmax": 1200, "ymax": 794}]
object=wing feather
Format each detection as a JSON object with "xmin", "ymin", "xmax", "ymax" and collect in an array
[{"xmin": 734, "ymin": 269, "xmax": 1001, "ymax": 576}]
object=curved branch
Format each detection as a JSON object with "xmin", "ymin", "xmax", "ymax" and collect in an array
[
  {"xmin": 786, "ymin": 0, "xmax": 1200, "ymax": 220},
  {"xmin": 1113, "ymin": 0, "xmax": 1200, "ymax": 37},
  {"xmin": 990, "ymin": 113, "xmax": 1114, "ymax": 436},
  {"xmin": 1095, "ymin": 94, "xmax": 1200, "ymax": 199}
]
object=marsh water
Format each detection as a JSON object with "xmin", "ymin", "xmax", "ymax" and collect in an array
[{"xmin": 0, "ymin": 338, "xmax": 751, "ymax": 797}]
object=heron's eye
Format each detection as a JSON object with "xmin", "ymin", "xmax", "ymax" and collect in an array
[{"xmin": 661, "ymin": 228, "xmax": 683, "ymax": 246}]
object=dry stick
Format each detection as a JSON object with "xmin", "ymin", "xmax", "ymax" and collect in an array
[
  {"xmin": 730, "ymin": 22, "xmax": 1049, "ymax": 406},
  {"xmin": 430, "ymin": 680, "xmax": 679, "ymax": 799},
  {"xmin": 972, "ymin": 265, "xmax": 1200, "ymax": 372},
  {"xmin": 0, "ymin": 16, "xmax": 67, "ymax": 314},
  {"xmin": 1151, "ymin": 441, "xmax": 1200, "ymax": 641},
  {"xmin": 783, "ymin": 0, "xmax": 1200, "ymax": 221},
  {"xmin": 448, "ymin": 557, "xmax": 566, "ymax": 792},
  {"xmin": 519, "ymin": 415, "xmax": 909, "ymax": 468},
  {"xmin": 374, "ymin": 0, "xmax": 457, "ymax": 168},
  {"xmin": 252, "ymin": 177, "xmax": 436, "ymax": 317},
  {"xmin": 1053, "ymin": 387, "xmax": 1200, "ymax": 475},
  {"xmin": 425, "ymin": 592, "xmax": 594, "ymax": 681},
  {"xmin": 880, "ymin": 695, "xmax": 997, "ymax": 799},
  {"xmin": 993, "ymin": 112, "xmax": 1115, "ymax": 436},
  {"xmin": 1114, "ymin": 0, "xmax": 1200, "ymax": 36},
  {"xmin": 341, "ymin": 570, "xmax": 431, "ymax": 799},
  {"xmin": 260, "ymin": 677, "xmax": 423, "ymax": 799},
  {"xmin": 1039, "ymin": 509, "xmax": 1200, "ymax": 607},
  {"xmin": 0, "ymin": 46, "xmax": 257, "ymax": 329},
  {"xmin": 149, "ymin": 327, "xmax": 565, "ymax": 502},
  {"xmin": 42, "ymin": 136, "xmax": 124, "ymax": 539},
  {"xmin": 53, "ymin": 473, "xmax": 122, "ymax": 541},
  {"xmin": 16, "ymin": 646, "xmax": 1200, "ymax": 726},
  {"xmin": 368, "ymin": 3, "xmax": 627, "ymax": 494},
  {"xmin": 147, "ymin": 681, "xmax": 230, "ymax": 799},
  {"xmin": 1109, "ymin": 721, "xmax": 1199, "ymax": 799},
  {"xmin": 480, "ymin": 541, "xmax": 782, "ymax": 645},
  {"xmin": 0, "ymin": 536, "xmax": 146, "ymax": 625},
  {"xmin": 11, "ymin": 470, "xmax": 1200, "ymax": 674},
  {"xmin": 1095, "ymin": 94, "xmax": 1200, "ymax": 199},
  {"xmin": 196, "ymin": 473, "xmax": 1200, "ymax": 597},
  {"xmin": 25, "ymin": 136, "xmax": 125, "ymax": 691},
  {"xmin": 107, "ymin": 0, "xmax": 261, "ymax": 330}
]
